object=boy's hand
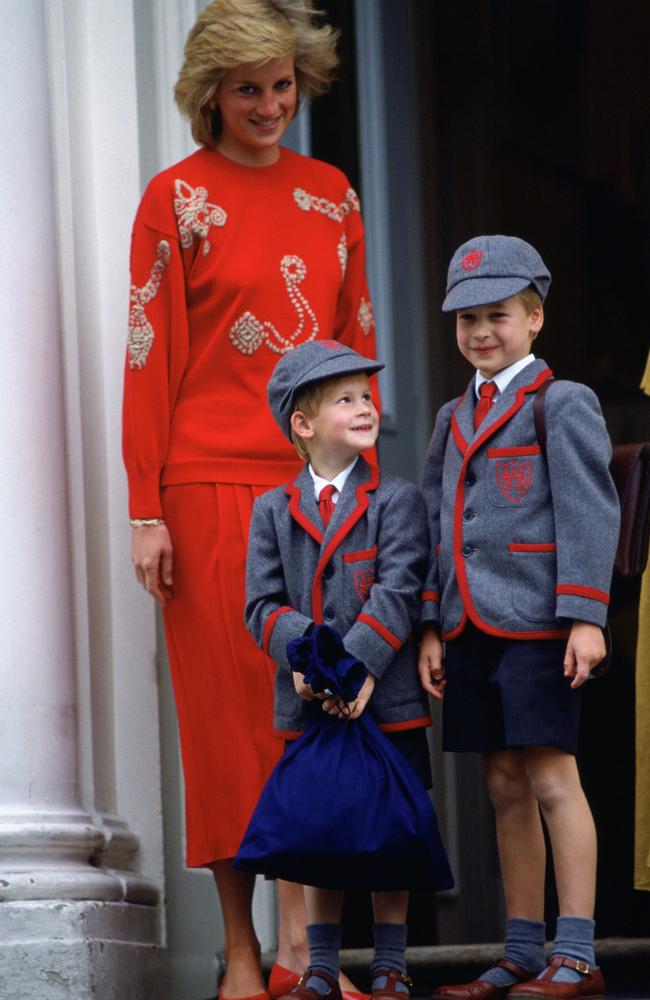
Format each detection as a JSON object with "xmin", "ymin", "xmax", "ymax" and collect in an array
[
  {"xmin": 293, "ymin": 671, "xmax": 320, "ymax": 701},
  {"xmin": 322, "ymin": 673, "xmax": 376, "ymax": 720},
  {"xmin": 563, "ymin": 621, "xmax": 606, "ymax": 688},
  {"xmin": 418, "ymin": 625, "xmax": 446, "ymax": 700}
]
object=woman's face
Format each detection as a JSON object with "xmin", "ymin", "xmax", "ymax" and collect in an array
[{"xmin": 214, "ymin": 56, "xmax": 297, "ymax": 165}]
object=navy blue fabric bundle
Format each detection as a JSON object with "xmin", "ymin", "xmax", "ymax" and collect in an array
[{"xmin": 234, "ymin": 626, "xmax": 454, "ymax": 892}]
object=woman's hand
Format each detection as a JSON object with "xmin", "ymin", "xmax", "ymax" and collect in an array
[{"xmin": 131, "ymin": 523, "xmax": 174, "ymax": 607}]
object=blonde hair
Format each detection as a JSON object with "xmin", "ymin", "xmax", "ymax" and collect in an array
[
  {"xmin": 290, "ymin": 372, "xmax": 368, "ymax": 462},
  {"xmin": 290, "ymin": 379, "xmax": 328, "ymax": 462},
  {"xmin": 513, "ymin": 285, "xmax": 544, "ymax": 341},
  {"xmin": 174, "ymin": 0, "xmax": 339, "ymax": 148},
  {"xmin": 514, "ymin": 285, "xmax": 544, "ymax": 315}
]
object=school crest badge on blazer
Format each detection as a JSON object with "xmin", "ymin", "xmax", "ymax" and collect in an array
[
  {"xmin": 496, "ymin": 460, "xmax": 533, "ymax": 502},
  {"xmin": 354, "ymin": 567, "xmax": 375, "ymax": 602}
]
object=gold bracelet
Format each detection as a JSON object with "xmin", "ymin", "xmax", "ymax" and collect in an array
[{"xmin": 130, "ymin": 517, "xmax": 165, "ymax": 528}]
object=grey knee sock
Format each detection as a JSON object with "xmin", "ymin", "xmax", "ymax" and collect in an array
[
  {"xmin": 305, "ymin": 923, "xmax": 341, "ymax": 995},
  {"xmin": 479, "ymin": 918, "xmax": 546, "ymax": 987},
  {"xmin": 370, "ymin": 923, "xmax": 409, "ymax": 994},
  {"xmin": 545, "ymin": 916, "xmax": 596, "ymax": 984}
]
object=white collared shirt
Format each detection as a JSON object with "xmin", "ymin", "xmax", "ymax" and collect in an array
[
  {"xmin": 308, "ymin": 456, "xmax": 358, "ymax": 504},
  {"xmin": 475, "ymin": 354, "xmax": 535, "ymax": 399}
]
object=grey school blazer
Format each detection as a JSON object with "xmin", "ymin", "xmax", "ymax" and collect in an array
[
  {"xmin": 246, "ymin": 457, "xmax": 431, "ymax": 735},
  {"xmin": 420, "ymin": 359, "xmax": 620, "ymax": 640}
]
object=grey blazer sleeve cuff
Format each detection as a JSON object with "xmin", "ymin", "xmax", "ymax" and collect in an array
[{"xmin": 266, "ymin": 608, "xmax": 314, "ymax": 671}]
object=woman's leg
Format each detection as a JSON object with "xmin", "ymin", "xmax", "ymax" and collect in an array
[
  {"xmin": 276, "ymin": 880, "xmax": 310, "ymax": 973},
  {"xmin": 210, "ymin": 860, "xmax": 266, "ymax": 998}
]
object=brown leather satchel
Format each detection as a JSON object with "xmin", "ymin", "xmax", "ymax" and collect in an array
[{"xmin": 534, "ymin": 377, "xmax": 650, "ymax": 578}]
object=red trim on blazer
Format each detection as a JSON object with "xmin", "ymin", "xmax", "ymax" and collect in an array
[
  {"xmin": 556, "ymin": 583, "xmax": 610, "ymax": 605},
  {"xmin": 422, "ymin": 590, "xmax": 440, "ymax": 602},
  {"xmin": 262, "ymin": 605, "xmax": 293, "ymax": 655},
  {"xmin": 380, "ymin": 716, "xmax": 432, "ymax": 732},
  {"xmin": 451, "ymin": 368, "xmax": 571, "ymax": 640},
  {"xmin": 488, "ymin": 445, "xmax": 541, "ymax": 457},
  {"xmin": 509, "ymin": 542, "xmax": 557, "ymax": 553},
  {"xmin": 277, "ymin": 716, "xmax": 431, "ymax": 739},
  {"xmin": 286, "ymin": 485, "xmax": 323, "ymax": 544},
  {"xmin": 343, "ymin": 545, "xmax": 378, "ymax": 563},
  {"xmin": 311, "ymin": 464, "xmax": 380, "ymax": 622},
  {"xmin": 451, "ymin": 394, "xmax": 469, "ymax": 455},
  {"xmin": 436, "ymin": 543, "xmax": 441, "ymax": 556},
  {"xmin": 357, "ymin": 613, "xmax": 402, "ymax": 651},
  {"xmin": 441, "ymin": 610, "xmax": 468, "ymax": 642}
]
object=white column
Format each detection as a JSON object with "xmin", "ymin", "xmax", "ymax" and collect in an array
[{"xmin": 0, "ymin": 2, "xmax": 164, "ymax": 996}]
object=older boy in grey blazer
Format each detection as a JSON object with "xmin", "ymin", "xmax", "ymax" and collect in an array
[
  {"xmin": 246, "ymin": 341, "xmax": 431, "ymax": 1000},
  {"xmin": 420, "ymin": 236, "xmax": 619, "ymax": 1000}
]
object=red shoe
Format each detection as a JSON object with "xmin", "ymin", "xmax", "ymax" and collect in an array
[
  {"xmin": 269, "ymin": 966, "xmax": 301, "ymax": 1000},
  {"xmin": 219, "ymin": 992, "xmax": 270, "ymax": 1000},
  {"xmin": 268, "ymin": 965, "xmax": 370, "ymax": 1000}
]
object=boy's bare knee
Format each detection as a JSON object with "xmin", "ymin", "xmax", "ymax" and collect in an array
[{"xmin": 484, "ymin": 758, "xmax": 530, "ymax": 811}]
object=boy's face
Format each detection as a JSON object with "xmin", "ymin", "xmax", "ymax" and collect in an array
[
  {"xmin": 455, "ymin": 295, "xmax": 543, "ymax": 378},
  {"xmin": 294, "ymin": 373, "xmax": 379, "ymax": 475}
]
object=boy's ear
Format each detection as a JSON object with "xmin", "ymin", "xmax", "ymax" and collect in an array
[
  {"xmin": 290, "ymin": 409, "xmax": 314, "ymax": 440},
  {"xmin": 530, "ymin": 304, "xmax": 544, "ymax": 340}
]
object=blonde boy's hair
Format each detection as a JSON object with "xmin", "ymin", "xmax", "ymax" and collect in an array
[
  {"xmin": 290, "ymin": 372, "xmax": 368, "ymax": 463},
  {"xmin": 174, "ymin": 0, "xmax": 339, "ymax": 148},
  {"xmin": 513, "ymin": 285, "xmax": 544, "ymax": 341}
]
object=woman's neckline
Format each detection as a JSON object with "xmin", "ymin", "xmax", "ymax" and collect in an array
[{"xmin": 208, "ymin": 145, "xmax": 290, "ymax": 172}]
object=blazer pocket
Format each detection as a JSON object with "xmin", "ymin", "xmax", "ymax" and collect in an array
[
  {"xmin": 343, "ymin": 546, "xmax": 377, "ymax": 603},
  {"xmin": 508, "ymin": 542, "xmax": 557, "ymax": 623},
  {"xmin": 487, "ymin": 446, "xmax": 546, "ymax": 508}
]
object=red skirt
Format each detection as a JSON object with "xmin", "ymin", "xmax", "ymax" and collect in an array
[{"xmin": 161, "ymin": 482, "xmax": 283, "ymax": 866}]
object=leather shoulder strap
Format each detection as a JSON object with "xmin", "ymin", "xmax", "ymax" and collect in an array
[{"xmin": 533, "ymin": 376, "xmax": 555, "ymax": 455}]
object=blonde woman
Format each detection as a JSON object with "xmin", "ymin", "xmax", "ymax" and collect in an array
[{"xmin": 123, "ymin": 2, "xmax": 377, "ymax": 998}]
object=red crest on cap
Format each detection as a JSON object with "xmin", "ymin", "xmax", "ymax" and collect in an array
[{"xmin": 461, "ymin": 250, "xmax": 483, "ymax": 272}]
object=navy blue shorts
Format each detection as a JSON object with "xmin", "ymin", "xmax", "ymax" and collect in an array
[{"xmin": 442, "ymin": 625, "xmax": 581, "ymax": 755}]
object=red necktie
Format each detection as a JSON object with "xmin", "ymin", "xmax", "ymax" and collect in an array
[
  {"xmin": 474, "ymin": 381, "xmax": 497, "ymax": 430},
  {"xmin": 318, "ymin": 484, "xmax": 336, "ymax": 527}
]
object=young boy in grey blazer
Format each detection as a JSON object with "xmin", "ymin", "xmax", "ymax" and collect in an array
[
  {"xmin": 246, "ymin": 340, "xmax": 432, "ymax": 1000},
  {"xmin": 419, "ymin": 236, "xmax": 619, "ymax": 1000}
]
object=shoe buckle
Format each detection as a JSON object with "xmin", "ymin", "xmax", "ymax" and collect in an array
[
  {"xmin": 574, "ymin": 960, "xmax": 590, "ymax": 975},
  {"xmin": 400, "ymin": 975, "xmax": 413, "ymax": 987}
]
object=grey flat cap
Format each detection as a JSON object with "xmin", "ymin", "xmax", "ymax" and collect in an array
[
  {"xmin": 442, "ymin": 235, "xmax": 551, "ymax": 312},
  {"xmin": 267, "ymin": 340, "xmax": 384, "ymax": 440}
]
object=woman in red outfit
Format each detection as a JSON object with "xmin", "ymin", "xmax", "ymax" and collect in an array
[{"xmin": 123, "ymin": 2, "xmax": 377, "ymax": 998}]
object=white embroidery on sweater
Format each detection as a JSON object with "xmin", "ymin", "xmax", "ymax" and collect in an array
[
  {"xmin": 337, "ymin": 233, "xmax": 348, "ymax": 275},
  {"xmin": 173, "ymin": 179, "xmax": 226, "ymax": 256},
  {"xmin": 293, "ymin": 186, "xmax": 360, "ymax": 222},
  {"xmin": 128, "ymin": 240, "xmax": 171, "ymax": 369},
  {"xmin": 357, "ymin": 297, "xmax": 374, "ymax": 337},
  {"xmin": 229, "ymin": 255, "xmax": 319, "ymax": 355}
]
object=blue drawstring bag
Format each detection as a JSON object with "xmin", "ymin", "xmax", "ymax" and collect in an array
[{"xmin": 234, "ymin": 625, "xmax": 454, "ymax": 892}]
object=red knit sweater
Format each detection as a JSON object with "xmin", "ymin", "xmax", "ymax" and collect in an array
[{"xmin": 122, "ymin": 146, "xmax": 378, "ymax": 517}]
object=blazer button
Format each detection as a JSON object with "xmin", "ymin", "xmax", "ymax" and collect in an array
[
  {"xmin": 465, "ymin": 473, "xmax": 476, "ymax": 487},
  {"xmin": 462, "ymin": 544, "xmax": 473, "ymax": 557},
  {"xmin": 462, "ymin": 509, "xmax": 475, "ymax": 522},
  {"xmin": 323, "ymin": 607, "xmax": 335, "ymax": 621},
  {"xmin": 323, "ymin": 564, "xmax": 334, "ymax": 581}
]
